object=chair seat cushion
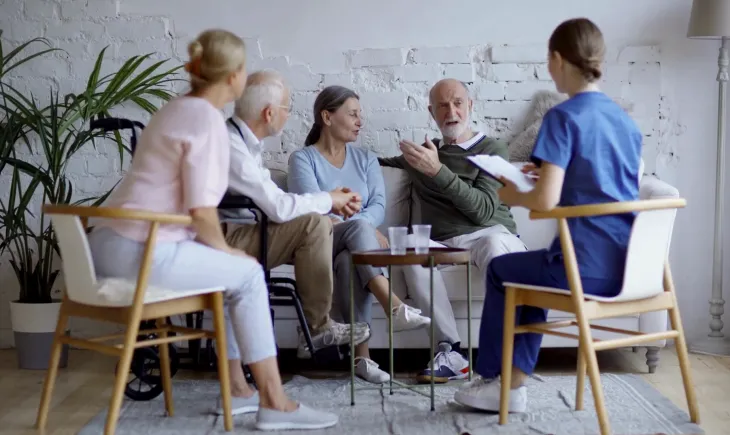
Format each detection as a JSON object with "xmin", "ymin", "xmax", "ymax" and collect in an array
[
  {"xmin": 502, "ymin": 282, "xmax": 620, "ymax": 302},
  {"xmin": 76, "ymin": 278, "xmax": 225, "ymax": 307}
]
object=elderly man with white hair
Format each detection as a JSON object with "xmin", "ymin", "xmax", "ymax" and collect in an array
[
  {"xmin": 219, "ymin": 69, "xmax": 371, "ymax": 415},
  {"xmin": 379, "ymin": 78, "xmax": 527, "ymax": 384}
]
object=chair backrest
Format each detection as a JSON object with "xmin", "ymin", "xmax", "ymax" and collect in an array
[
  {"xmin": 48, "ymin": 214, "xmax": 99, "ymax": 304},
  {"xmin": 615, "ymin": 207, "xmax": 677, "ymax": 301}
]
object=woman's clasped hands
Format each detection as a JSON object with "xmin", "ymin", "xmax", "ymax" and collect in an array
[{"xmin": 329, "ymin": 186, "xmax": 362, "ymax": 219}]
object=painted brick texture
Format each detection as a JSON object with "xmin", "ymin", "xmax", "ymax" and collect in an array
[{"xmin": 0, "ymin": 0, "xmax": 664, "ymax": 346}]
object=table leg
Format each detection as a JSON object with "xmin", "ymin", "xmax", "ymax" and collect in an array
[
  {"xmin": 350, "ymin": 258, "xmax": 355, "ymax": 406},
  {"xmin": 429, "ymin": 256, "xmax": 435, "ymax": 411},
  {"xmin": 388, "ymin": 265, "xmax": 394, "ymax": 395},
  {"xmin": 467, "ymin": 261, "xmax": 472, "ymax": 381}
]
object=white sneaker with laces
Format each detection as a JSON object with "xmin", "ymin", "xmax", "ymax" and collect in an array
[
  {"xmin": 454, "ymin": 376, "xmax": 527, "ymax": 413},
  {"xmin": 355, "ymin": 357, "xmax": 390, "ymax": 384},
  {"xmin": 459, "ymin": 374, "xmax": 490, "ymax": 390},
  {"xmin": 417, "ymin": 342, "xmax": 470, "ymax": 383},
  {"xmin": 296, "ymin": 322, "xmax": 371, "ymax": 359},
  {"xmin": 391, "ymin": 304, "xmax": 430, "ymax": 332}
]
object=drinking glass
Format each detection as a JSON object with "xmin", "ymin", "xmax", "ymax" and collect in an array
[
  {"xmin": 388, "ymin": 226, "xmax": 408, "ymax": 255},
  {"xmin": 412, "ymin": 224, "xmax": 432, "ymax": 254}
]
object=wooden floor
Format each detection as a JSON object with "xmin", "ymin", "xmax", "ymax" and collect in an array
[{"xmin": 0, "ymin": 346, "xmax": 726, "ymax": 435}]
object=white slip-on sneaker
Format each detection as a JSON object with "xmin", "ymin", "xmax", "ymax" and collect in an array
[
  {"xmin": 391, "ymin": 304, "xmax": 431, "ymax": 332},
  {"xmin": 453, "ymin": 376, "xmax": 527, "ymax": 413},
  {"xmin": 355, "ymin": 357, "xmax": 390, "ymax": 384},
  {"xmin": 255, "ymin": 403, "xmax": 338, "ymax": 431},
  {"xmin": 214, "ymin": 391, "xmax": 259, "ymax": 415}
]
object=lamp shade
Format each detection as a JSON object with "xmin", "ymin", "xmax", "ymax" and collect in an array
[{"xmin": 687, "ymin": 0, "xmax": 730, "ymax": 38}]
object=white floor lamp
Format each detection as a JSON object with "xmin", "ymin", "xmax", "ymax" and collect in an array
[{"xmin": 687, "ymin": 0, "xmax": 730, "ymax": 356}]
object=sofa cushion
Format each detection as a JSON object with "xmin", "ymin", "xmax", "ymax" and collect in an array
[
  {"xmin": 270, "ymin": 168, "xmax": 287, "ymax": 190},
  {"xmin": 377, "ymin": 167, "xmax": 411, "ymax": 233}
]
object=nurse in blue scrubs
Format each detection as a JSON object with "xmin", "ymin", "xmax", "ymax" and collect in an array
[{"xmin": 454, "ymin": 17, "xmax": 643, "ymax": 413}]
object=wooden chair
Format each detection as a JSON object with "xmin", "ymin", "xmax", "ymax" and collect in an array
[
  {"xmin": 497, "ymin": 198, "xmax": 699, "ymax": 435},
  {"xmin": 35, "ymin": 204, "xmax": 234, "ymax": 435}
]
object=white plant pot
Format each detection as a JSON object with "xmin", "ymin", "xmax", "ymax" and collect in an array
[{"xmin": 9, "ymin": 300, "xmax": 68, "ymax": 370}]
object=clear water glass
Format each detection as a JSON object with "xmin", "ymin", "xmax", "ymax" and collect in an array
[
  {"xmin": 388, "ymin": 226, "xmax": 408, "ymax": 255},
  {"xmin": 412, "ymin": 224, "xmax": 432, "ymax": 254}
]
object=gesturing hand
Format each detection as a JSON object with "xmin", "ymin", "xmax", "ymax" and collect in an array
[{"xmin": 399, "ymin": 135, "xmax": 443, "ymax": 177}]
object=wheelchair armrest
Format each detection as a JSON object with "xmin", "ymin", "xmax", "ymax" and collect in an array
[{"xmin": 217, "ymin": 192, "xmax": 271, "ymax": 279}]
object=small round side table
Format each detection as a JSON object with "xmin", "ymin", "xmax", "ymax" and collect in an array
[{"xmin": 348, "ymin": 247, "xmax": 472, "ymax": 411}]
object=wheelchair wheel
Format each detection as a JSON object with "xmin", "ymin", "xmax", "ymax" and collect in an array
[{"xmin": 117, "ymin": 344, "xmax": 180, "ymax": 401}]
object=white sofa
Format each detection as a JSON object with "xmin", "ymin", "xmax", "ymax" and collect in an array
[{"xmin": 265, "ymin": 163, "xmax": 679, "ymax": 372}]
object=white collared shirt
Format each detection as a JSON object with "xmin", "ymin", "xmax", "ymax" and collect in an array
[
  {"xmin": 222, "ymin": 116, "xmax": 332, "ymax": 224},
  {"xmin": 442, "ymin": 131, "xmax": 487, "ymax": 150}
]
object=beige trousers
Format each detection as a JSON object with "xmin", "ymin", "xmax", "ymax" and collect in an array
[{"xmin": 225, "ymin": 213, "xmax": 335, "ymax": 335}]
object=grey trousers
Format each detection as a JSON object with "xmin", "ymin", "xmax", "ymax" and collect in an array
[
  {"xmin": 330, "ymin": 219, "xmax": 461, "ymax": 345},
  {"xmin": 330, "ymin": 219, "xmax": 384, "ymax": 326}
]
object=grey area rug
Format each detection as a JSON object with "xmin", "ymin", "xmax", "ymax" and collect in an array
[{"xmin": 79, "ymin": 374, "xmax": 703, "ymax": 435}]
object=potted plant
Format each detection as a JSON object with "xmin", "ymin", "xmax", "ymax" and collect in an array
[{"xmin": 0, "ymin": 30, "xmax": 181, "ymax": 369}]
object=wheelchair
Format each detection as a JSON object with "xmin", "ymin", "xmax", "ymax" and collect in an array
[{"xmin": 89, "ymin": 114, "xmax": 331, "ymax": 401}]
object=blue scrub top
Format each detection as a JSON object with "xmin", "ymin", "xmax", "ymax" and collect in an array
[{"xmin": 530, "ymin": 91, "xmax": 642, "ymax": 281}]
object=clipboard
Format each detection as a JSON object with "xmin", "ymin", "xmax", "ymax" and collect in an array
[{"xmin": 466, "ymin": 155, "xmax": 536, "ymax": 193}]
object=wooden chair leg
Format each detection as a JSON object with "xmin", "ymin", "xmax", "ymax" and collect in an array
[
  {"xmin": 156, "ymin": 318, "xmax": 174, "ymax": 417},
  {"xmin": 211, "ymin": 292, "xmax": 233, "ymax": 432},
  {"xmin": 576, "ymin": 342, "xmax": 586, "ymax": 411},
  {"xmin": 35, "ymin": 301, "xmax": 70, "ymax": 430},
  {"xmin": 665, "ymin": 267, "xmax": 700, "ymax": 423},
  {"xmin": 105, "ymin": 322, "xmax": 141, "ymax": 435},
  {"xmin": 577, "ymin": 318, "xmax": 610, "ymax": 435},
  {"xmin": 499, "ymin": 287, "xmax": 517, "ymax": 426}
]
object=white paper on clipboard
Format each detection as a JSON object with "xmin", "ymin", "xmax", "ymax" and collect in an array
[{"xmin": 467, "ymin": 155, "xmax": 536, "ymax": 193}]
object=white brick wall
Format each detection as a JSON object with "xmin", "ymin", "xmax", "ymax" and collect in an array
[{"xmin": 0, "ymin": 0, "xmax": 668, "ymax": 347}]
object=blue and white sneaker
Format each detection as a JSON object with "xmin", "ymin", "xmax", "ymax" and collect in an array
[{"xmin": 416, "ymin": 342, "xmax": 470, "ymax": 384}]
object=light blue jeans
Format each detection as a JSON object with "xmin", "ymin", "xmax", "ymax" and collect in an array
[{"xmin": 87, "ymin": 227, "xmax": 276, "ymax": 364}]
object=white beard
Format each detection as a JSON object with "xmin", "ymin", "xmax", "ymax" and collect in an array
[
  {"xmin": 441, "ymin": 123, "xmax": 467, "ymax": 142},
  {"xmin": 440, "ymin": 113, "xmax": 470, "ymax": 143}
]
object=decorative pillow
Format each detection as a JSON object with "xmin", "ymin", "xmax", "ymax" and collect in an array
[
  {"xmin": 507, "ymin": 90, "xmax": 635, "ymax": 162},
  {"xmin": 507, "ymin": 90, "xmax": 567, "ymax": 162}
]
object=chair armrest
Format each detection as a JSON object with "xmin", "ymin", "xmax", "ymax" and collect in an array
[
  {"xmin": 218, "ymin": 193, "xmax": 260, "ymax": 210},
  {"xmin": 528, "ymin": 198, "xmax": 687, "ymax": 220},
  {"xmin": 43, "ymin": 204, "xmax": 192, "ymax": 225}
]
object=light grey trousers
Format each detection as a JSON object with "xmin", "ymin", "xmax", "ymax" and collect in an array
[
  {"xmin": 87, "ymin": 227, "xmax": 277, "ymax": 365},
  {"xmin": 330, "ymin": 219, "xmax": 461, "ymax": 345},
  {"xmin": 330, "ymin": 219, "xmax": 384, "ymax": 327}
]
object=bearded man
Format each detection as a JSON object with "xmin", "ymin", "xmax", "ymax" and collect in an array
[{"xmin": 379, "ymin": 77, "xmax": 527, "ymax": 348}]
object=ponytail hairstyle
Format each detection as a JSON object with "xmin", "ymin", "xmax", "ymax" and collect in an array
[
  {"xmin": 548, "ymin": 18, "xmax": 605, "ymax": 82},
  {"xmin": 185, "ymin": 29, "xmax": 247, "ymax": 92},
  {"xmin": 304, "ymin": 85, "xmax": 359, "ymax": 146}
]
